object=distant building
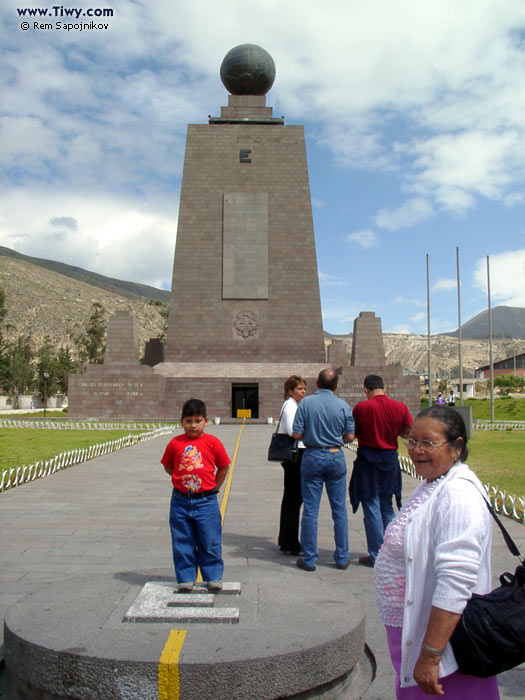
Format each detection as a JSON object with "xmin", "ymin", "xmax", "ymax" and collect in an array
[
  {"xmin": 451, "ymin": 378, "xmax": 476, "ymax": 399},
  {"xmin": 475, "ymin": 352, "xmax": 525, "ymax": 379}
]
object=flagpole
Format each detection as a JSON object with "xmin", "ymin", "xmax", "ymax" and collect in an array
[
  {"xmin": 427, "ymin": 254, "xmax": 432, "ymax": 406},
  {"xmin": 456, "ymin": 247, "xmax": 463, "ymax": 406},
  {"xmin": 487, "ymin": 256, "xmax": 495, "ymax": 422}
]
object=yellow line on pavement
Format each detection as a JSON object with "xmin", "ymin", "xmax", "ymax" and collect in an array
[
  {"xmin": 220, "ymin": 418, "xmax": 245, "ymax": 523},
  {"xmin": 158, "ymin": 629, "xmax": 187, "ymax": 700},
  {"xmin": 196, "ymin": 419, "xmax": 245, "ymax": 583}
]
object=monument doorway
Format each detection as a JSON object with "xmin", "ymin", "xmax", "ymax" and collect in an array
[{"xmin": 232, "ymin": 384, "xmax": 259, "ymax": 419}]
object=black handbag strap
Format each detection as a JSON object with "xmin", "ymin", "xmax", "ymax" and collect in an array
[
  {"xmin": 274, "ymin": 405, "xmax": 285, "ymax": 434},
  {"xmin": 460, "ymin": 478, "xmax": 523, "ymax": 562},
  {"xmin": 483, "ymin": 498, "xmax": 523, "ymax": 561}
]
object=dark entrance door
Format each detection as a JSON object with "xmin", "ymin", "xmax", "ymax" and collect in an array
[{"xmin": 231, "ymin": 384, "xmax": 259, "ymax": 419}]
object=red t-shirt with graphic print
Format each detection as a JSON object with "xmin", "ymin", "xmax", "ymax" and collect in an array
[{"xmin": 161, "ymin": 433, "xmax": 230, "ymax": 494}]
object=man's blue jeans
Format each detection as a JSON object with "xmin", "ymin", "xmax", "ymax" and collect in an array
[
  {"xmin": 362, "ymin": 492, "xmax": 395, "ymax": 562},
  {"xmin": 169, "ymin": 489, "xmax": 224, "ymax": 583},
  {"xmin": 300, "ymin": 448, "xmax": 349, "ymax": 567}
]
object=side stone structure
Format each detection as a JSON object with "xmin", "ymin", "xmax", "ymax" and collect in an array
[
  {"xmin": 68, "ymin": 311, "xmax": 167, "ymax": 420},
  {"xmin": 336, "ymin": 312, "xmax": 420, "ymax": 418}
]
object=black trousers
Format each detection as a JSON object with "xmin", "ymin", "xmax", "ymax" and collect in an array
[{"xmin": 278, "ymin": 450, "xmax": 303, "ymax": 552}]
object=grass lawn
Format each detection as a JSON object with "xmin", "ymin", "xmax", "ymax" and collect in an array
[
  {"xmin": 420, "ymin": 398, "xmax": 525, "ymax": 420},
  {"xmin": 464, "ymin": 398, "xmax": 525, "ymax": 421},
  {"xmin": 399, "ymin": 431, "xmax": 525, "ymax": 498},
  {"xmin": 0, "ymin": 428, "xmax": 144, "ymax": 473},
  {"xmin": 0, "ymin": 410, "xmax": 68, "ymax": 419},
  {"xmin": 467, "ymin": 431, "xmax": 525, "ymax": 497}
]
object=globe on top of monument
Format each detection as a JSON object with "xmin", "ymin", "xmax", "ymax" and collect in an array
[{"xmin": 220, "ymin": 44, "xmax": 276, "ymax": 96}]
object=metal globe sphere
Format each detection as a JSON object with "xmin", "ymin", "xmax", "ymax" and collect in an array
[{"xmin": 220, "ymin": 44, "xmax": 276, "ymax": 96}]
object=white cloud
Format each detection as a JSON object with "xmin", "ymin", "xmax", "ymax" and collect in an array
[
  {"xmin": 406, "ymin": 131, "xmax": 520, "ymax": 212},
  {"xmin": 375, "ymin": 198, "xmax": 434, "ymax": 231},
  {"xmin": 319, "ymin": 271, "xmax": 350, "ymax": 287},
  {"xmin": 0, "ymin": 188, "xmax": 177, "ymax": 289},
  {"xmin": 503, "ymin": 192, "xmax": 524, "ymax": 207},
  {"xmin": 389, "ymin": 324, "xmax": 412, "ymax": 334},
  {"xmin": 392, "ymin": 295, "xmax": 426, "ymax": 308},
  {"xmin": 410, "ymin": 312, "xmax": 426, "ymax": 322},
  {"xmin": 346, "ymin": 229, "xmax": 379, "ymax": 249},
  {"xmin": 432, "ymin": 278, "xmax": 457, "ymax": 292},
  {"xmin": 473, "ymin": 249, "xmax": 525, "ymax": 306}
]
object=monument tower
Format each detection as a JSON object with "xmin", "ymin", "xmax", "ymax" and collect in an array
[
  {"xmin": 165, "ymin": 44, "xmax": 325, "ymax": 364},
  {"xmin": 156, "ymin": 44, "xmax": 328, "ymax": 418}
]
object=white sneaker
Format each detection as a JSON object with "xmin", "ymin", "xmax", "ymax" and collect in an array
[
  {"xmin": 207, "ymin": 580, "xmax": 222, "ymax": 591},
  {"xmin": 177, "ymin": 581, "xmax": 194, "ymax": 592}
]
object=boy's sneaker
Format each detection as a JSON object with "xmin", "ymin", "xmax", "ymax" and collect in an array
[
  {"xmin": 207, "ymin": 580, "xmax": 222, "ymax": 591},
  {"xmin": 177, "ymin": 581, "xmax": 194, "ymax": 592}
]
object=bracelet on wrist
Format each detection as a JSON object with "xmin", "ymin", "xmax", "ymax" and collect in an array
[{"xmin": 421, "ymin": 642, "xmax": 444, "ymax": 657}]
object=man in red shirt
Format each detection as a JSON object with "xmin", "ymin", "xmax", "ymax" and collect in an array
[{"xmin": 349, "ymin": 375, "xmax": 413, "ymax": 567}]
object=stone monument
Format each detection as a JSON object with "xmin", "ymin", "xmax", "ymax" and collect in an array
[{"xmin": 68, "ymin": 45, "xmax": 419, "ymax": 420}]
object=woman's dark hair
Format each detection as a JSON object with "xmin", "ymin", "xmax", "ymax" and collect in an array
[
  {"xmin": 416, "ymin": 406, "xmax": 468, "ymax": 461},
  {"xmin": 283, "ymin": 375, "xmax": 306, "ymax": 400},
  {"xmin": 181, "ymin": 398, "xmax": 207, "ymax": 419}
]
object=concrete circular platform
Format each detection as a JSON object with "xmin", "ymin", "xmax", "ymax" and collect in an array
[{"xmin": 4, "ymin": 567, "xmax": 373, "ymax": 700}]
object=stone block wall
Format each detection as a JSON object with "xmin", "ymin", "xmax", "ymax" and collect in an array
[
  {"xmin": 68, "ymin": 365, "xmax": 166, "ymax": 420},
  {"xmin": 350, "ymin": 312, "xmax": 385, "ymax": 367},
  {"xmin": 103, "ymin": 311, "xmax": 140, "ymax": 365}
]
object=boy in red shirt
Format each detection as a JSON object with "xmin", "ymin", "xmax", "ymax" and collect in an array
[{"xmin": 161, "ymin": 398, "xmax": 230, "ymax": 592}]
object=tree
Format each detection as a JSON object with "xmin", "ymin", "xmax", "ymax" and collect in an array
[
  {"xmin": 55, "ymin": 346, "xmax": 78, "ymax": 394},
  {"xmin": 438, "ymin": 379, "xmax": 448, "ymax": 393},
  {"xmin": 3, "ymin": 335, "xmax": 34, "ymax": 408},
  {"xmin": 0, "ymin": 288, "xmax": 6, "ymax": 328},
  {"xmin": 159, "ymin": 306, "xmax": 169, "ymax": 342},
  {"xmin": 35, "ymin": 336, "xmax": 58, "ymax": 403},
  {"xmin": 0, "ymin": 288, "xmax": 8, "ymax": 389},
  {"xmin": 494, "ymin": 374, "xmax": 525, "ymax": 395},
  {"xmin": 73, "ymin": 302, "xmax": 107, "ymax": 366}
]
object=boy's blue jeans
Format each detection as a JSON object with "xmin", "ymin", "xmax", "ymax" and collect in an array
[{"xmin": 169, "ymin": 489, "xmax": 224, "ymax": 583}]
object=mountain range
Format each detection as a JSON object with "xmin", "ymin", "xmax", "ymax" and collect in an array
[
  {"xmin": 443, "ymin": 306, "xmax": 525, "ymax": 339},
  {"xmin": 1, "ymin": 246, "xmax": 524, "ymax": 375}
]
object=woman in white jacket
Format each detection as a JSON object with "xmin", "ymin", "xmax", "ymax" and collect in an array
[
  {"xmin": 374, "ymin": 407, "xmax": 499, "ymax": 699},
  {"xmin": 277, "ymin": 375, "xmax": 306, "ymax": 555}
]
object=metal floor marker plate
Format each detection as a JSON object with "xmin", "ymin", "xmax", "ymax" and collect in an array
[{"xmin": 123, "ymin": 581, "xmax": 241, "ymax": 623}]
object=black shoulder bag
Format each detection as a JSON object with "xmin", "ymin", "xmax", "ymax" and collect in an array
[
  {"xmin": 267, "ymin": 409, "xmax": 298, "ymax": 463},
  {"xmin": 450, "ymin": 489, "xmax": 525, "ymax": 678}
]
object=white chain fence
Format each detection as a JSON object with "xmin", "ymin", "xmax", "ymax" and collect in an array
[
  {"xmin": 344, "ymin": 442, "xmax": 524, "ymax": 525},
  {"xmin": 0, "ymin": 419, "xmax": 173, "ymax": 430},
  {"xmin": 473, "ymin": 420, "xmax": 525, "ymax": 431},
  {"xmin": 0, "ymin": 426, "xmax": 175, "ymax": 493}
]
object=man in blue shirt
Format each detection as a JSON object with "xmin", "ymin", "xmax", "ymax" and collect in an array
[{"xmin": 292, "ymin": 369, "xmax": 355, "ymax": 571}]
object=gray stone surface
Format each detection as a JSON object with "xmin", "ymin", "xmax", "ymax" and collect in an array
[
  {"xmin": 1, "ymin": 425, "xmax": 366, "ymax": 699},
  {"xmin": 223, "ymin": 192, "xmax": 269, "ymax": 300},
  {"xmin": 1, "ymin": 423, "xmax": 523, "ymax": 699}
]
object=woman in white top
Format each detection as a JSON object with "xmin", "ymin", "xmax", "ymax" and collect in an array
[
  {"xmin": 278, "ymin": 375, "xmax": 306, "ymax": 555},
  {"xmin": 374, "ymin": 407, "xmax": 499, "ymax": 699}
]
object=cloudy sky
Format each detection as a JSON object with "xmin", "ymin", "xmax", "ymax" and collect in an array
[{"xmin": 2, "ymin": 0, "xmax": 525, "ymax": 334}]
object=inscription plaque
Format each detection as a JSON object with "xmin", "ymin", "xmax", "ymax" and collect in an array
[{"xmin": 222, "ymin": 192, "xmax": 268, "ymax": 299}]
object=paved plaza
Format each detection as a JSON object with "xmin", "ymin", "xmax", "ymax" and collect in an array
[{"xmin": 0, "ymin": 423, "xmax": 524, "ymax": 698}]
